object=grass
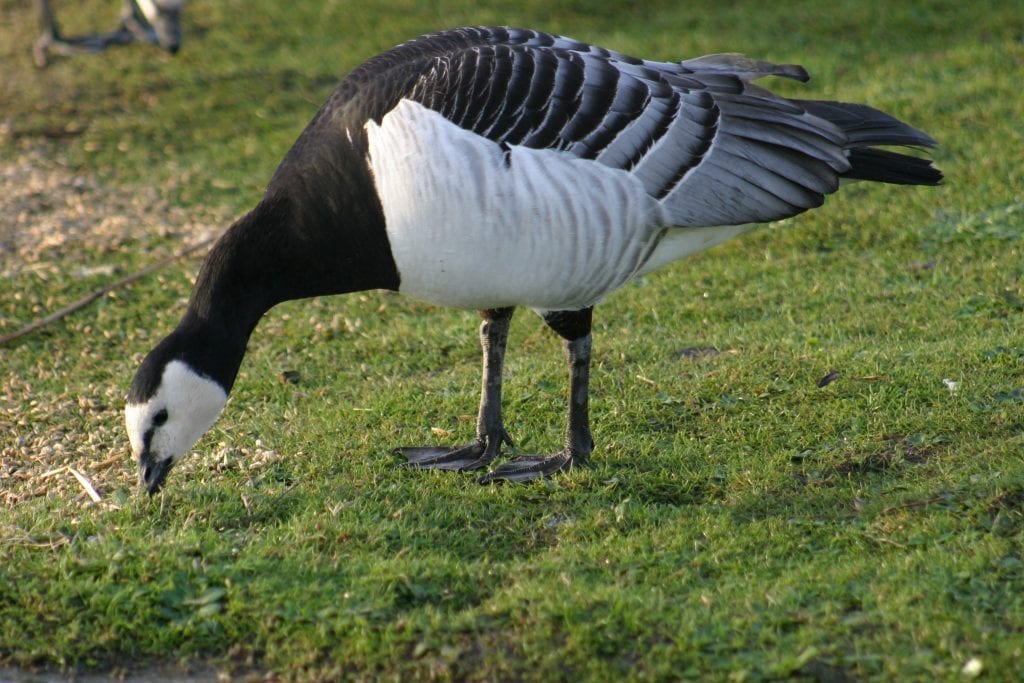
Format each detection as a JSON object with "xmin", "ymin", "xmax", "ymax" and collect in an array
[{"xmin": 2, "ymin": 0, "xmax": 1023, "ymax": 679}]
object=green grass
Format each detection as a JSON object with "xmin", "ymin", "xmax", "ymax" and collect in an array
[{"xmin": 2, "ymin": 0, "xmax": 1023, "ymax": 679}]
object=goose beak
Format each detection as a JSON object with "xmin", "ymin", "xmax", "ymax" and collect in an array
[{"xmin": 139, "ymin": 451, "xmax": 174, "ymax": 495}]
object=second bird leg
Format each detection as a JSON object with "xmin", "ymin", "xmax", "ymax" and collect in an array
[
  {"xmin": 399, "ymin": 307, "xmax": 515, "ymax": 471},
  {"xmin": 478, "ymin": 308, "xmax": 595, "ymax": 484}
]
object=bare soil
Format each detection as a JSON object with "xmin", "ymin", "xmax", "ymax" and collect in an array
[
  {"xmin": 0, "ymin": 143, "xmax": 228, "ymax": 507},
  {"xmin": 0, "ymin": 143, "xmax": 221, "ymax": 272}
]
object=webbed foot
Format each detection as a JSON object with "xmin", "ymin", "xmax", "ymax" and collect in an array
[
  {"xmin": 398, "ymin": 430, "xmax": 512, "ymax": 472},
  {"xmin": 477, "ymin": 449, "xmax": 587, "ymax": 484}
]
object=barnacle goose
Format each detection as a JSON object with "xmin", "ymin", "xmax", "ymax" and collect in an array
[
  {"xmin": 34, "ymin": 0, "xmax": 184, "ymax": 67},
  {"xmin": 126, "ymin": 27, "xmax": 941, "ymax": 494}
]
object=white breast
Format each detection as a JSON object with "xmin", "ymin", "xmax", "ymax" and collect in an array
[{"xmin": 365, "ymin": 99, "xmax": 666, "ymax": 312}]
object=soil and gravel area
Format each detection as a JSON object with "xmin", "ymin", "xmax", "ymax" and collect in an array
[
  {"xmin": 0, "ymin": 144, "xmax": 228, "ymax": 509},
  {"xmin": 0, "ymin": 143, "xmax": 221, "ymax": 270}
]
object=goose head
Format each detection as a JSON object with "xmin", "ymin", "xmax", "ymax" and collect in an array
[{"xmin": 125, "ymin": 353, "xmax": 227, "ymax": 495}]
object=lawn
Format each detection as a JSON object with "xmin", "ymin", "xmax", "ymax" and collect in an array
[{"xmin": 2, "ymin": 0, "xmax": 1023, "ymax": 680}]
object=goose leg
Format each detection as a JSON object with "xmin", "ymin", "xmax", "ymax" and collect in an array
[
  {"xmin": 34, "ymin": 0, "xmax": 136, "ymax": 68},
  {"xmin": 399, "ymin": 307, "xmax": 514, "ymax": 471},
  {"xmin": 479, "ymin": 308, "xmax": 594, "ymax": 484}
]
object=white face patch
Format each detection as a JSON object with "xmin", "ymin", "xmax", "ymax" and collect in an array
[{"xmin": 125, "ymin": 359, "xmax": 227, "ymax": 465}]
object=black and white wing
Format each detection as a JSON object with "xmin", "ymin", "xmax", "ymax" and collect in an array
[{"xmin": 340, "ymin": 27, "xmax": 939, "ymax": 227}]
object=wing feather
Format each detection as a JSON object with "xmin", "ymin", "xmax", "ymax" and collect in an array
[
  {"xmin": 559, "ymin": 55, "xmax": 621, "ymax": 152},
  {"xmin": 480, "ymin": 48, "xmax": 535, "ymax": 140},
  {"xmin": 348, "ymin": 26, "xmax": 938, "ymax": 228}
]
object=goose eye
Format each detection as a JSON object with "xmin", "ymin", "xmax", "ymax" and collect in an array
[{"xmin": 153, "ymin": 409, "xmax": 169, "ymax": 426}]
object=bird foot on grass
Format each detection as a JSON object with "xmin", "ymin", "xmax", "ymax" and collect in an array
[
  {"xmin": 477, "ymin": 449, "xmax": 585, "ymax": 484},
  {"xmin": 398, "ymin": 441, "xmax": 491, "ymax": 471},
  {"xmin": 398, "ymin": 430, "xmax": 512, "ymax": 472}
]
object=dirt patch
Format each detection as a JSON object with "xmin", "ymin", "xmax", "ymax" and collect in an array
[
  {"xmin": 0, "ymin": 143, "xmax": 224, "ymax": 271},
  {"xmin": 828, "ymin": 433, "xmax": 939, "ymax": 477},
  {"xmin": 792, "ymin": 434, "xmax": 944, "ymax": 488},
  {"xmin": 0, "ymin": 145, "xmax": 233, "ymax": 508}
]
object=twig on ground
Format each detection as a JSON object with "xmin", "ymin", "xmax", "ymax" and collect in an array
[{"xmin": 0, "ymin": 236, "xmax": 215, "ymax": 346}]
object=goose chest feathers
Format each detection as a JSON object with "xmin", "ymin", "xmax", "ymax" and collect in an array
[{"xmin": 127, "ymin": 26, "xmax": 942, "ymax": 494}]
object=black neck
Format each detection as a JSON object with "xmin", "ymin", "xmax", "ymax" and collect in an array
[{"xmin": 175, "ymin": 127, "xmax": 399, "ymax": 391}]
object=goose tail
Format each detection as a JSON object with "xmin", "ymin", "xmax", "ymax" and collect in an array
[{"xmin": 797, "ymin": 99, "xmax": 943, "ymax": 186}]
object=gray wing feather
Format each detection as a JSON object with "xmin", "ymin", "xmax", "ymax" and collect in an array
[
  {"xmin": 678, "ymin": 53, "xmax": 811, "ymax": 83},
  {"xmin": 386, "ymin": 27, "xmax": 939, "ymax": 227}
]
